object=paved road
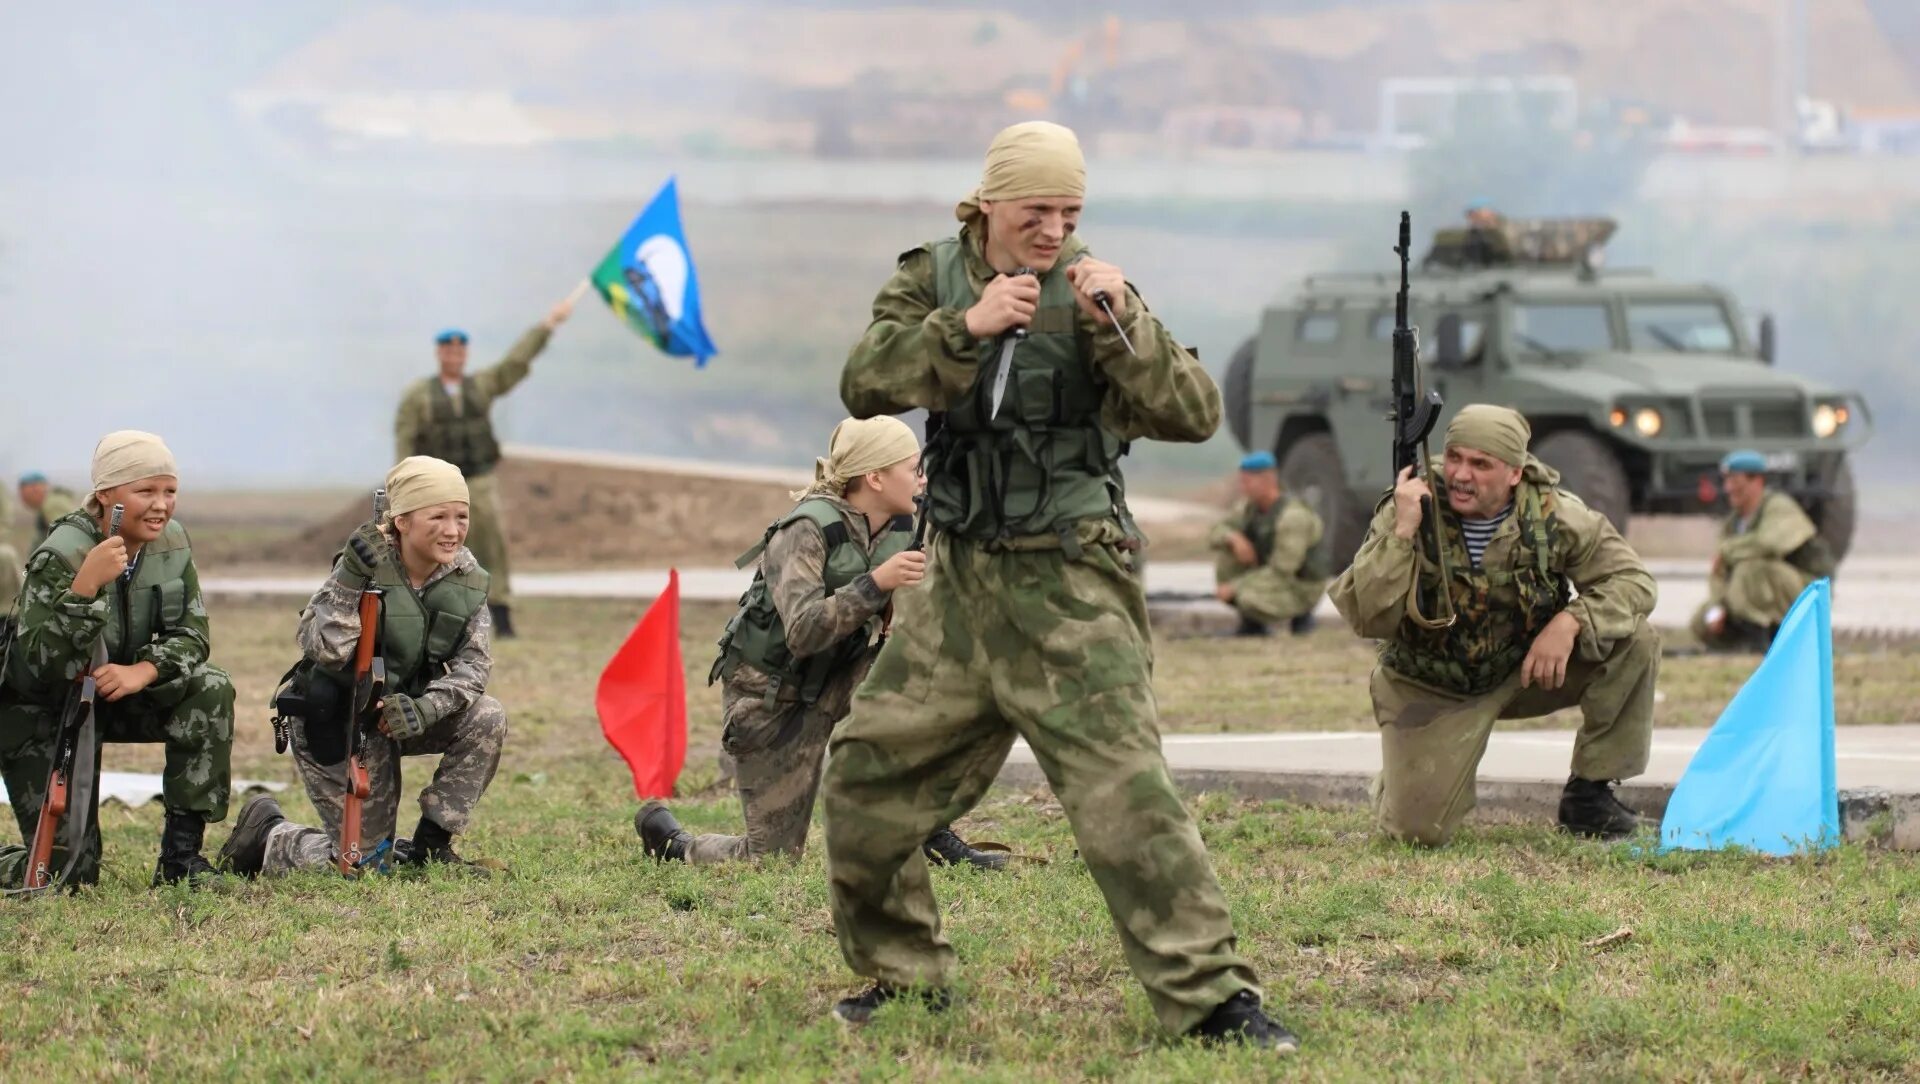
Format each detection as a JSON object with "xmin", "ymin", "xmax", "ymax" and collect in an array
[{"xmin": 204, "ymin": 556, "xmax": 1920, "ymax": 633}]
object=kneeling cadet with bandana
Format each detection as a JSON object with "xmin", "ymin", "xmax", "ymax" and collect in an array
[
  {"xmin": 0, "ymin": 431, "xmax": 235, "ymax": 887},
  {"xmin": 221, "ymin": 457, "xmax": 505, "ymax": 875},
  {"xmin": 637, "ymin": 417, "xmax": 1007, "ymax": 870},
  {"xmin": 1330, "ymin": 405, "xmax": 1660, "ymax": 847}
]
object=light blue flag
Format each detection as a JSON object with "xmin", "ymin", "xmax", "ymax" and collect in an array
[
  {"xmin": 1660, "ymin": 579, "xmax": 1838, "ymax": 855},
  {"xmin": 590, "ymin": 176, "xmax": 719, "ymax": 367}
]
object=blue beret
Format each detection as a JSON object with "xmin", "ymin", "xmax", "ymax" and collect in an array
[
  {"xmin": 17, "ymin": 471, "xmax": 46, "ymax": 486},
  {"xmin": 434, "ymin": 328, "xmax": 470, "ymax": 345},
  {"xmin": 1239, "ymin": 451, "xmax": 1278, "ymax": 472},
  {"xmin": 1465, "ymin": 198, "xmax": 1492, "ymax": 212},
  {"xmin": 1720, "ymin": 450, "xmax": 1767, "ymax": 474}
]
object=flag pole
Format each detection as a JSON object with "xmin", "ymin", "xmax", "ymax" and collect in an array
[{"xmin": 566, "ymin": 277, "xmax": 592, "ymax": 306}]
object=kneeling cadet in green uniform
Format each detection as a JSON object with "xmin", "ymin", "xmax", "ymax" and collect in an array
[
  {"xmin": 1210, "ymin": 450, "xmax": 1328, "ymax": 636},
  {"xmin": 220, "ymin": 457, "xmax": 505, "ymax": 875},
  {"xmin": 1330, "ymin": 405, "xmax": 1659, "ymax": 847},
  {"xmin": 1691, "ymin": 449, "xmax": 1833, "ymax": 651},
  {"xmin": 0, "ymin": 431, "xmax": 234, "ymax": 887},
  {"xmin": 816, "ymin": 121, "xmax": 1296, "ymax": 1052},
  {"xmin": 636, "ymin": 416, "xmax": 1007, "ymax": 870}
]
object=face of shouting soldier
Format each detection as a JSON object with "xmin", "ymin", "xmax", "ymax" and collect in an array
[
  {"xmin": 96, "ymin": 475, "xmax": 178, "ymax": 546},
  {"xmin": 1442, "ymin": 444, "xmax": 1522, "ymax": 519},
  {"xmin": 394, "ymin": 500, "xmax": 470, "ymax": 569}
]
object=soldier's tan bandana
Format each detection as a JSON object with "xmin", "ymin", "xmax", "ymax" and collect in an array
[
  {"xmin": 1445, "ymin": 405, "xmax": 1532, "ymax": 467},
  {"xmin": 954, "ymin": 121, "xmax": 1087, "ymax": 227},
  {"xmin": 797, "ymin": 416, "xmax": 919, "ymax": 499},
  {"xmin": 385, "ymin": 456, "xmax": 470, "ymax": 518},
  {"xmin": 91, "ymin": 430, "xmax": 178, "ymax": 494}
]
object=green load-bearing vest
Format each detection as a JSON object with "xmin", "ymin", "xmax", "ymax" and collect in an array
[
  {"xmin": 710, "ymin": 499, "xmax": 912, "ymax": 704},
  {"xmin": 1380, "ymin": 483, "xmax": 1570, "ymax": 696},
  {"xmin": 414, "ymin": 378, "xmax": 502, "ymax": 476},
  {"xmin": 365, "ymin": 555, "xmax": 490, "ymax": 698},
  {"xmin": 921, "ymin": 235, "xmax": 1126, "ymax": 547},
  {"xmin": 9, "ymin": 512, "xmax": 197, "ymax": 699}
]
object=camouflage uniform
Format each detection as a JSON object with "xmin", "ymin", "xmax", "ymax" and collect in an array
[
  {"xmin": 1329, "ymin": 458, "xmax": 1659, "ymax": 847},
  {"xmin": 1690, "ymin": 490, "xmax": 1822, "ymax": 646},
  {"xmin": 393, "ymin": 326, "xmax": 551, "ymax": 607},
  {"xmin": 28, "ymin": 487, "xmax": 81, "ymax": 548},
  {"xmin": 690, "ymin": 495, "xmax": 894, "ymax": 863},
  {"xmin": 1210, "ymin": 496, "xmax": 1327, "ymax": 624},
  {"xmin": 822, "ymin": 225, "xmax": 1261, "ymax": 1035},
  {"xmin": 0, "ymin": 510, "xmax": 234, "ymax": 887},
  {"xmin": 261, "ymin": 548, "xmax": 503, "ymax": 873},
  {"xmin": 0, "ymin": 485, "xmax": 18, "ymax": 621}
]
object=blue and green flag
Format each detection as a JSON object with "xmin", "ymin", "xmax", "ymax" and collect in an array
[{"xmin": 591, "ymin": 177, "xmax": 718, "ymax": 367}]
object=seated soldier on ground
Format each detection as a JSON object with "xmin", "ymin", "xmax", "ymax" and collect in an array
[
  {"xmin": 1211, "ymin": 450, "xmax": 1328, "ymax": 636},
  {"xmin": 221, "ymin": 456, "xmax": 506, "ymax": 876},
  {"xmin": 1691, "ymin": 450, "xmax": 1832, "ymax": 652},
  {"xmin": 1330, "ymin": 405, "xmax": 1660, "ymax": 847},
  {"xmin": 637, "ymin": 417, "xmax": 1006, "ymax": 871},
  {"xmin": 0, "ymin": 431, "xmax": 235, "ymax": 888}
]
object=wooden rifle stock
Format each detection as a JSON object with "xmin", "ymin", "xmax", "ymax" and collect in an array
[{"xmin": 339, "ymin": 586, "xmax": 384, "ymax": 875}]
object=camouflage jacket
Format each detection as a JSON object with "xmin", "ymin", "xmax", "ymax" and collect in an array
[
  {"xmin": 839, "ymin": 226, "xmax": 1221, "ymax": 446},
  {"xmin": 32, "ymin": 487, "xmax": 81, "ymax": 547},
  {"xmin": 1210, "ymin": 496, "xmax": 1323, "ymax": 579},
  {"xmin": 1330, "ymin": 457, "xmax": 1657, "ymax": 695},
  {"xmin": 393, "ymin": 325, "xmax": 551, "ymax": 462},
  {"xmin": 1719, "ymin": 490, "xmax": 1816, "ymax": 566},
  {"xmin": 298, "ymin": 548, "xmax": 493, "ymax": 722},
  {"xmin": 5, "ymin": 512, "xmax": 212, "ymax": 702}
]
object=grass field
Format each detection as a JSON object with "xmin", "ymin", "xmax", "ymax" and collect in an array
[{"xmin": 3, "ymin": 597, "xmax": 1917, "ymax": 1081}]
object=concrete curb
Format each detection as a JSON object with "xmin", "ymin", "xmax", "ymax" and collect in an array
[{"xmin": 993, "ymin": 762, "xmax": 1920, "ymax": 849}]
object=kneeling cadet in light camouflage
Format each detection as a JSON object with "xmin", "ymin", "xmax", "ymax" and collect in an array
[
  {"xmin": 1330, "ymin": 405, "xmax": 1659, "ymax": 847},
  {"xmin": 817, "ymin": 121, "xmax": 1296, "ymax": 1052},
  {"xmin": 1210, "ymin": 450, "xmax": 1328, "ymax": 636},
  {"xmin": 221, "ymin": 457, "xmax": 505, "ymax": 875},
  {"xmin": 0, "ymin": 431, "xmax": 234, "ymax": 887},
  {"xmin": 637, "ymin": 416, "xmax": 1007, "ymax": 870}
]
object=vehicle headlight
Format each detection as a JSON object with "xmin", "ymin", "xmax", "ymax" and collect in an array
[
  {"xmin": 1632, "ymin": 407, "xmax": 1663, "ymax": 438},
  {"xmin": 1811, "ymin": 402, "xmax": 1846, "ymax": 438}
]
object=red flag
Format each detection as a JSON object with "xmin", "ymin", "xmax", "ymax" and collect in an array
[{"xmin": 596, "ymin": 570, "xmax": 687, "ymax": 798}]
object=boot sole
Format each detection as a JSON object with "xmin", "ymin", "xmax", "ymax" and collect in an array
[{"xmin": 217, "ymin": 794, "xmax": 285, "ymax": 875}]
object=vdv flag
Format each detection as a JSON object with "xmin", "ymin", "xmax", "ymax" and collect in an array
[
  {"xmin": 591, "ymin": 176, "xmax": 718, "ymax": 366},
  {"xmin": 1660, "ymin": 579, "xmax": 1838, "ymax": 856}
]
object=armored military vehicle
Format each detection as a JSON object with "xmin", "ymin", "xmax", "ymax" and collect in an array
[{"xmin": 1222, "ymin": 217, "xmax": 1869, "ymax": 567}]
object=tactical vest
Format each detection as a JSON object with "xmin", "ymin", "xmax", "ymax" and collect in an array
[
  {"xmin": 1243, "ymin": 496, "xmax": 1331, "ymax": 581},
  {"xmin": 365, "ymin": 555, "xmax": 490, "ymax": 697},
  {"xmin": 17, "ymin": 514, "xmax": 196, "ymax": 692},
  {"xmin": 921, "ymin": 236, "xmax": 1125, "ymax": 548},
  {"xmin": 1380, "ymin": 484, "xmax": 1570, "ymax": 696},
  {"xmin": 414, "ymin": 378, "xmax": 501, "ymax": 476},
  {"xmin": 1747, "ymin": 493, "xmax": 1836, "ymax": 579},
  {"xmin": 710, "ymin": 499, "xmax": 912, "ymax": 704}
]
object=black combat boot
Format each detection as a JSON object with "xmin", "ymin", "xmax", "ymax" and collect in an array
[
  {"xmin": 152, "ymin": 811, "xmax": 219, "ymax": 887},
  {"xmin": 1232, "ymin": 615, "xmax": 1271, "ymax": 638},
  {"xmin": 1557, "ymin": 776, "xmax": 1646, "ymax": 840},
  {"xmin": 636, "ymin": 800, "xmax": 692, "ymax": 862},
  {"xmin": 397, "ymin": 816, "xmax": 478, "ymax": 868},
  {"xmin": 217, "ymin": 793, "xmax": 287, "ymax": 877},
  {"xmin": 831, "ymin": 983, "xmax": 952, "ymax": 1026},
  {"xmin": 1188, "ymin": 990, "xmax": 1300, "ymax": 1053},
  {"xmin": 489, "ymin": 604, "xmax": 517, "ymax": 640},
  {"xmin": 922, "ymin": 825, "xmax": 1009, "ymax": 871},
  {"xmin": 1289, "ymin": 610, "xmax": 1317, "ymax": 636}
]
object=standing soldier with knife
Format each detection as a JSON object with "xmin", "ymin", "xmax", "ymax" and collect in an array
[{"xmin": 816, "ymin": 121, "xmax": 1297, "ymax": 1053}]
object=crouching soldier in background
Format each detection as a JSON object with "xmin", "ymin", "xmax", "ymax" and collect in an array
[
  {"xmin": 637, "ymin": 417, "xmax": 1007, "ymax": 871},
  {"xmin": 1211, "ymin": 450, "xmax": 1329, "ymax": 636},
  {"xmin": 221, "ymin": 457, "xmax": 505, "ymax": 875},
  {"xmin": 0, "ymin": 431, "xmax": 234, "ymax": 888},
  {"xmin": 1691, "ymin": 450, "xmax": 1833, "ymax": 652}
]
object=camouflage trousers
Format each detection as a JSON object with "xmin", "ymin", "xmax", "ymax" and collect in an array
[
  {"xmin": 0, "ymin": 665, "xmax": 235, "ymax": 887},
  {"xmin": 1212, "ymin": 553, "xmax": 1325, "ymax": 625},
  {"xmin": 266, "ymin": 694, "xmax": 506, "ymax": 873},
  {"xmin": 686, "ymin": 668, "xmax": 839, "ymax": 864},
  {"xmin": 465, "ymin": 472, "xmax": 513, "ymax": 607},
  {"xmin": 1370, "ymin": 618, "xmax": 1659, "ymax": 847},
  {"xmin": 1690, "ymin": 558, "xmax": 1813, "ymax": 645},
  {"xmin": 821, "ymin": 532, "xmax": 1259, "ymax": 1035}
]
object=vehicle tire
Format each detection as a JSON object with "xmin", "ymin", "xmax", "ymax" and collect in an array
[
  {"xmin": 1223, "ymin": 337, "xmax": 1255, "ymax": 450},
  {"xmin": 1532, "ymin": 430, "xmax": 1630, "ymax": 533},
  {"xmin": 1279, "ymin": 431, "xmax": 1370, "ymax": 570},
  {"xmin": 1810, "ymin": 455, "xmax": 1855, "ymax": 566}
]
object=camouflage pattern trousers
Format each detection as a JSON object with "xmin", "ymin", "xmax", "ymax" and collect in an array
[
  {"xmin": 0, "ymin": 665, "xmax": 235, "ymax": 887},
  {"xmin": 1212, "ymin": 553, "xmax": 1325, "ymax": 625},
  {"xmin": 1690, "ymin": 558, "xmax": 1813, "ymax": 645},
  {"xmin": 264, "ymin": 694, "xmax": 506, "ymax": 873},
  {"xmin": 821, "ymin": 533, "xmax": 1260, "ymax": 1035},
  {"xmin": 1369, "ymin": 618, "xmax": 1659, "ymax": 847},
  {"xmin": 464, "ymin": 472, "xmax": 513, "ymax": 607},
  {"xmin": 686, "ymin": 672, "xmax": 838, "ymax": 864}
]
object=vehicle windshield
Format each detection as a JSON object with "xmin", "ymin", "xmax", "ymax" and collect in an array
[
  {"xmin": 1511, "ymin": 302, "xmax": 1615, "ymax": 357},
  {"xmin": 1625, "ymin": 300, "xmax": 1738, "ymax": 354}
]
